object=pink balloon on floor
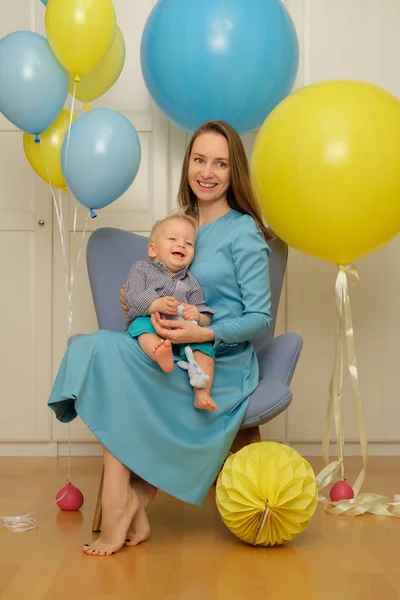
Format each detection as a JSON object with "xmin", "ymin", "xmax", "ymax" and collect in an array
[
  {"xmin": 56, "ymin": 481, "xmax": 84, "ymax": 511},
  {"xmin": 330, "ymin": 480, "xmax": 354, "ymax": 502}
]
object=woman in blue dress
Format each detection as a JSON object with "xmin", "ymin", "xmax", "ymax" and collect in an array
[{"xmin": 48, "ymin": 121, "xmax": 272, "ymax": 556}]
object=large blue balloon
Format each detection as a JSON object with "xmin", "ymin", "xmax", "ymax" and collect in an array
[
  {"xmin": 140, "ymin": 0, "xmax": 299, "ymax": 134},
  {"xmin": 61, "ymin": 108, "xmax": 141, "ymax": 211},
  {"xmin": 0, "ymin": 31, "xmax": 68, "ymax": 135}
]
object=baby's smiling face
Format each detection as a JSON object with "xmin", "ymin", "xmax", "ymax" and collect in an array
[{"xmin": 148, "ymin": 218, "xmax": 196, "ymax": 273}]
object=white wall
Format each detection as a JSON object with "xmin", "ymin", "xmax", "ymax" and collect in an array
[
  {"xmin": 0, "ymin": 0, "xmax": 399, "ymax": 455},
  {"xmin": 278, "ymin": 0, "xmax": 400, "ymax": 455}
]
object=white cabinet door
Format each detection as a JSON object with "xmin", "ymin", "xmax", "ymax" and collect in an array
[
  {"xmin": 0, "ymin": 0, "xmax": 53, "ymax": 441},
  {"xmin": 0, "ymin": 138, "xmax": 53, "ymax": 441}
]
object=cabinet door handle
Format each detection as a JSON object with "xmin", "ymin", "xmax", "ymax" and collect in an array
[{"xmin": 38, "ymin": 220, "xmax": 45, "ymax": 226}]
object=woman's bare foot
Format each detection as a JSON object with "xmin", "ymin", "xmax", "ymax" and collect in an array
[
  {"xmin": 152, "ymin": 339, "xmax": 174, "ymax": 372},
  {"xmin": 194, "ymin": 390, "xmax": 218, "ymax": 411},
  {"xmin": 82, "ymin": 487, "xmax": 139, "ymax": 556},
  {"xmin": 124, "ymin": 504, "xmax": 150, "ymax": 547},
  {"xmin": 124, "ymin": 478, "xmax": 157, "ymax": 547}
]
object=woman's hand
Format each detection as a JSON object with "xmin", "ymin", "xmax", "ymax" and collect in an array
[
  {"xmin": 151, "ymin": 313, "xmax": 215, "ymax": 344},
  {"xmin": 120, "ymin": 285, "xmax": 128, "ymax": 315}
]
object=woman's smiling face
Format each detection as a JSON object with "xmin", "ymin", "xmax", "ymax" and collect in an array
[{"xmin": 188, "ymin": 132, "xmax": 231, "ymax": 204}]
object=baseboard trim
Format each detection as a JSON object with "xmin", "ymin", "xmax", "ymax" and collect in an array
[
  {"xmin": 0, "ymin": 442, "xmax": 103, "ymax": 457},
  {"xmin": 1, "ymin": 440, "xmax": 400, "ymax": 457},
  {"xmin": 288, "ymin": 441, "xmax": 400, "ymax": 457}
]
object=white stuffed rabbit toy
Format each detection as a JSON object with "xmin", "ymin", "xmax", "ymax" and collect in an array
[
  {"xmin": 174, "ymin": 304, "xmax": 209, "ymax": 389},
  {"xmin": 177, "ymin": 346, "xmax": 209, "ymax": 389}
]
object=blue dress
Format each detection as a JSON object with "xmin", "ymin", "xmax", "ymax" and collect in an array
[{"xmin": 48, "ymin": 211, "xmax": 272, "ymax": 506}]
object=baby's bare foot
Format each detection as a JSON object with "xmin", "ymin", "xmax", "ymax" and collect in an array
[
  {"xmin": 82, "ymin": 488, "xmax": 139, "ymax": 557},
  {"xmin": 194, "ymin": 390, "xmax": 218, "ymax": 411},
  {"xmin": 152, "ymin": 339, "xmax": 174, "ymax": 372}
]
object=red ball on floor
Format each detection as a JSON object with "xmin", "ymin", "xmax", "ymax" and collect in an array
[
  {"xmin": 56, "ymin": 481, "xmax": 84, "ymax": 511},
  {"xmin": 330, "ymin": 479, "xmax": 354, "ymax": 502}
]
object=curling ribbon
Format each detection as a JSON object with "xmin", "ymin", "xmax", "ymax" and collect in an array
[{"xmin": 316, "ymin": 265, "xmax": 400, "ymax": 517}]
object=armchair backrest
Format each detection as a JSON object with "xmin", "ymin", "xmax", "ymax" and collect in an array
[{"xmin": 86, "ymin": 227, "xmax": 288, "ymax": 353}]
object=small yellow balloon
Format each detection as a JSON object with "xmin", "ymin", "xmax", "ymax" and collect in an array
[
  {"xmin": 252, "ymin": 80, "xmax": 400, "ymax": 264},
  {"xmin": 23, "ymin": 109, "xmax": 77, "ymax": 190},
  {"xmin": 68, "ymin": 26, "xmax": 125, "ymax": 103},
  {"xmin": 46, "ymin": 0, "xmax": 116, "ymax": 76}
]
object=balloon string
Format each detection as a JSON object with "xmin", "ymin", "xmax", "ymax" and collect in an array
[
  {"xmin": 57, "ymin": 195, "xmax": 89, "ymax": 481},
  {"xmin": 54, "ymin": 188, "xmax": 70, "ymax": 335},
  {"xmin": 73, "ymin": 192, "xmax": 78, "ymax": 236},
  {"xmin": 38, "ymin": 148, "xmax": 87, "ymax": 525},
  {"xmin": 317, "ymin": 266, "xmax": 360, "ymax": 494},
  {"xmin": 57, "ymin": 194, "xmax": 89, "ymax": 341},
  {"xmin": 0, "ymin": 488, "xmax": 69, "ymax": 533},
  {"xmin": 63, "ymin": 202, "xmax": 90, "ymax": 482},
  {"xmin": 68, "ymin": 424, "xmax": 72, "ymax": 481},
  {"xmin": 342, "ymin": 267, "xmax": 368, "ymax": 495},
  {"xmin": 68, "ymin": 209, "xmax": 90, "ymax": 339},
  {"xmin": 50, "ymin": 187, "xmax": 74, "ymax": 487},
  {"xmin": 63, "ymin": 81, "xmax": 76, "ymax": 181}
]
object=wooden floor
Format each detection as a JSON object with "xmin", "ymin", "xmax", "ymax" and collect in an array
[{"xmin": 1, "ymin": 456, "xmax": 400, "ymax": 600}]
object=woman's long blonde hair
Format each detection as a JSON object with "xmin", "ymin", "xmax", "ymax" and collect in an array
[{"xmin": 177, "ymin": 120, "xmax": 272, "ymax": 240}]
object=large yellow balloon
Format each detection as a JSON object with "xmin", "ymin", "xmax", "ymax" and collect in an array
[
  {"xmin": 23, "ymin": 109, "xmax": 77, "ymax": 190},
  {"xmin": 252, "ymin": 80, "xmax": 400, "ymax": 264},
  {"xmin": 68, "ymin": 26, "xmax": 125, "ymax": 103},
  {"xmin": 46, "ymin": 0, "xmax": 116, "ymax": 76}
]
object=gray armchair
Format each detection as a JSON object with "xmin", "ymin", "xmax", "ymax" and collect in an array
[{"xmin": 78, "ymin": 227, "xmax": 302, "ymax": 530}]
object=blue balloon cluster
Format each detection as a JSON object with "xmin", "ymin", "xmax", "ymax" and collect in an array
[{"xmin": 141, "ymin": 0, "xmax": 298, "ymax": 134}]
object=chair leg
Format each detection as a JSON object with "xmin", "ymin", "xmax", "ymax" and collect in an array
[
  {"xmin": 230, "ymin": 426, "xmax": 261, "ymax": 454},
  {"xmin": 92, "ymin": 467, "xmax": 104, "ymax": 533}
]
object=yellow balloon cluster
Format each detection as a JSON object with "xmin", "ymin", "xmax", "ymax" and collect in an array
[
  {"xmin": 216, "ymin": 442, "xmax": 318, "ymax": 546},
  {"xmin": 23, "ymin": 109, "xmax": 76, "ymax": 191},
  {"xmin": 252, "ymin": 80, "xmax": 400, "ymax": 265}
]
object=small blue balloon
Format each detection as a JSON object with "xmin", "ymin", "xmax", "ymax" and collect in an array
[
  {"xmin": 141, "ymin": 0, "xmax": 299, "ymax": 134},
  {"xmin": 41, "ymin": 0, "xmax": 48, "ymax": 5},
  {"xmin": 61, "ymin": 108, "xmax": 141, "ymax": 211},
  {"xmin": 0, "ymin": 31, "xmax": 68, "ymax": 135}
]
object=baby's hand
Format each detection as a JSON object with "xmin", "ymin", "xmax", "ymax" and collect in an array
[
  {"xmin": 153, "ymin": 296, "xmax": 179, "ymax": 315},
  {"xmin": 181, "ymin": 304, "xmax": 200, "ymax": 323}
]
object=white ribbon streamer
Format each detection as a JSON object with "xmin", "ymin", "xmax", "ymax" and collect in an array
[
  {"xmin": 0, "ymin": 488, "xmax": 68, "ymax": 532},
  {"xmin": 317, "ymin": 265, "xmax": 400, "ymax": 517}
]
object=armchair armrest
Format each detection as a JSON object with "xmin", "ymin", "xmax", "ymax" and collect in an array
[
  {"xmin": 242, "ymin": 376, "xmax": 292, "ymax": 428},
  {"xmin": 256, "ymin": 333, "xmax": 302, "ymax": 385}
]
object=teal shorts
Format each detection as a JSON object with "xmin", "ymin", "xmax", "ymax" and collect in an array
[{"xmin": 126, "ymin": 316, "xmax": 215, "ymax": 361}]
